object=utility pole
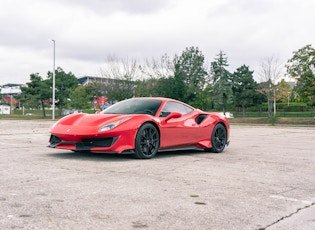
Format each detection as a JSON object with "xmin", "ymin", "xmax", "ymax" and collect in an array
[{"xmin": 51, "ymin": 39, "xmax": 56, "ymax": 120}]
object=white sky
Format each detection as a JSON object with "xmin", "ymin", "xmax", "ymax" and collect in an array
[{"xmin": 0, "ymin": 0, "xmax": 314, "ymax": 85}]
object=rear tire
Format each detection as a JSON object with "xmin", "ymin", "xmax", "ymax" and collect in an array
[
  {"xmin": 133, "ymin": 123, "xmax": 159, "ymax": 159},
  {"xmin": 206, "ymin": 123, "xmax": 227, "ymax": 153}
]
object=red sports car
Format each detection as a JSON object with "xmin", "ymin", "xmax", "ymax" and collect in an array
[{"xmin": 48, "ymin": 97, "xmax": 230, "ymax": 159}]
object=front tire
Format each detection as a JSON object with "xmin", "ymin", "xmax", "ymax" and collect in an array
[
  {"xmin": 207, "ymin": 123, "xmax": 227, "ymax": 153},
  {"xmin": 133, "ymin": 123, "xmax": 160, "ymax": 159}
]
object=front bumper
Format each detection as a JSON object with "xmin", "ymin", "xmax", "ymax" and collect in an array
[{"xmin": 48, "ymin": 135, "xmax": 118, "ymax": 151}]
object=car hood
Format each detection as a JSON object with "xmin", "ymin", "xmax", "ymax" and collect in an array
[{"xmin": 58, "ymin": 113, "xmax": 132, "ymax": 127}]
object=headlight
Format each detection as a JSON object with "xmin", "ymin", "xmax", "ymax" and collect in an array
[{"xmin": 98, "ymin": 117, "xmax": 130, "ymax": 132}]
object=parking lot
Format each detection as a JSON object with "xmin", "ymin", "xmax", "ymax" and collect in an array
[{"xmin": 0, "ymin": 120, "xmax": 314, "ymax": 230}]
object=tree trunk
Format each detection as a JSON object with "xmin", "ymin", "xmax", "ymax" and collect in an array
[
  {"xmin": 268, "ymin": 90, "xmax": 272, "ymax": 117},
  {"xmin": 242, "ymin": 104, "xmax": 246, "ymax": 117},
  {"xmin": 58, "ymin": 102, "xmax": 62, "ymax": 117},
  {"xmin": 41, "ymin": 100, "xmax": 46, "ymax": 117}
]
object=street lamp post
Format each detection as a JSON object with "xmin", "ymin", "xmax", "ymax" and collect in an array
[{"xmin": 51, "ymin": 39, "xmax": 56, "ymax": 120}]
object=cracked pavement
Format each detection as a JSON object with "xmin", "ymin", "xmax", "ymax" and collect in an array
[
  {"xmin": 0, "ymin": 120, "xmax": 314, "ymax": 229},
  {"xmin": 264, "ymin": 201, "xmax": 315, "ymax": 229}
]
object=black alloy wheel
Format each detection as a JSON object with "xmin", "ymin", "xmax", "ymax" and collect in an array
[
  {"xmin": 134, "ymin": 123, "xmax": 160, "ymax": 159},
  {"xmin": 208, "ymin": 123, "xmax": 227, "ymax": 153}
]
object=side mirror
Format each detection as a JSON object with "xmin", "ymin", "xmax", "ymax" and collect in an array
[{"xmin": 161, "ymin": 112, "xmax": 182, "ymax": 125}]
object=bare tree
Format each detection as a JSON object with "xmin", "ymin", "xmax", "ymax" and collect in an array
[
  {"xmin": 139, "ymin": 54, "xmax": 175, "ymax": 79},
  {"xmin": 258, "ymin": 56, "xmax": 283, "ymax": 116},
  {"xmin": 101, "ymin": 54, "xmax": 139, "ymax": 80},
  {"xmin": 101, "ymin": 55, "xmax": 139, "ymax": 100}
]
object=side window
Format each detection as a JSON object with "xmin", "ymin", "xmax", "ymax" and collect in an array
[{"xmin": 159, "ymin": 101, "xmax": 194, "ymax": 117}]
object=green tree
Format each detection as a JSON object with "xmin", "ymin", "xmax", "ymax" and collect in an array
[
  {"xmin": 109, "ymin": 78, "xmax": 135, "ymax": 100},
  {"xmin": 84, "ymin": 82, "xmax": 109, "ymax": 110},
  {"xmin": 192, "ymin": 87, "xmax": 213, "ymax": 111},
  {"xmin": 232, "ymin": 65, "xmax": 258, "ymax": 115},
  {"xmin": 286, "ymin": 44, "xmax": 315, "ymax": 105},
  {"xmin": 253, "ymin": 83, "xmax": 267, "ymax": 112},
  {"xmin": 47, "ymin": 67, "xmax": 78, "ymax": 115},
  {"xmin": 173, "ymin": 46, "xmax": 208, "ymax": 105},
  {"xmin": 210, "ymin": 51, "xmax": 233, "ymax": 113},
  {"xmin": 85, "ymin": 81, "xmax": 108, "ymax": 98},
  {"xmin": 69, "ymin": 86, "xmax": 93, "ymax": 109},
  {"xmin": 135, "ymin": 78, "xmax": 158, "ymax": 97},
  {"xmin": 276, "ymin": 79, "xmax": 292, "ymax": 103},
  {"xmin": 167, "ymin": 73, "xmax": 186, "ymax": 100},
  {"xmin": 20, "ymin": 73, "xmax": 51, "ymax": 117}
]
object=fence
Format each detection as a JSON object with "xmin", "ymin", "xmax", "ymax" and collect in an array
[{"xmin": 233, "ymin": 112, "xmax": 315, "ymax": 118}]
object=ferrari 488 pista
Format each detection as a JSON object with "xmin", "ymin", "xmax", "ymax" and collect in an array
[{"xmin": 48, "ymin": 97, "xmax": 230, "ymax": 159}]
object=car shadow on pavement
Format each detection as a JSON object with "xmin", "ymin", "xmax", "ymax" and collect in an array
[
  {"xmin": 47, "ymin": 151, "xmax": 133, "ymax": 162},
  {"xmin": 47, "ymin": 149, "xmax": 217, "ymax": 161},
  {"xmin": 156, "ymin": 149, "xmax": 210, "ymax": 158}
]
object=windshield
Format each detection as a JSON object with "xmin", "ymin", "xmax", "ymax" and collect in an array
[{"xmin": 101, "ymin": 98, "xmax": 162, "ymax": 116}]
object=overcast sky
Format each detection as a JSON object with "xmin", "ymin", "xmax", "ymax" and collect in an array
[{"xmin": 0, "ymin": 0, "xmax": 314, "ymax": 85}]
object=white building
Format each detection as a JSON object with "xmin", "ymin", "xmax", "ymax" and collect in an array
[
  {"xmin": 0, "ymin": 105, "xmax": 10, "ymax": 114},
  {"xmin": 0, "ymin": 84, "xmax": 22, "ymax": 95}
]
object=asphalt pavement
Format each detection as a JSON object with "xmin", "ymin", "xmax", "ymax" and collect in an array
[{"xmin": 0, "ymin": 120, "xmax": 314, "ymax": 230}]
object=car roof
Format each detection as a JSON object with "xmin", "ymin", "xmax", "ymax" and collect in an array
[
  {"xmin": 130, "ymin": 97, "xmax": 180, "ymax": 103},
  {"xmin": 131, "ymin": 96, "xmax": 191, "ymax": 104}
]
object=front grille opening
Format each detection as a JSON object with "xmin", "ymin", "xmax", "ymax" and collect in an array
[
  {"xmin": 49, "ymin": 135, "xmax": 61, "ymax": 146},
  {"xmin": 81, "ymin": 137, "xmax": 117, "ymax": 148}
]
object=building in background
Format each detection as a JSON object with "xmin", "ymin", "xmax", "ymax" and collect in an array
[
  {"xmin": 0, "ymin": 84, "xmax": 22, "ymax": 112},
  {"xmin": 0, "ymin": 84, "xmax": 22, "ymax": 95}
]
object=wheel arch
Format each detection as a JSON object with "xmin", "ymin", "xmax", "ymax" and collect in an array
[
  {"xmin": 141, "ymin": 121, "xmax": 161, "ymax": 138},
  {"xmin": 216, "ymin": 121, "xmax": 227, "ymax": 130},
  {"xmin": 215, "ymin": 120, "xmax": 229, "ymax": 139}
]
